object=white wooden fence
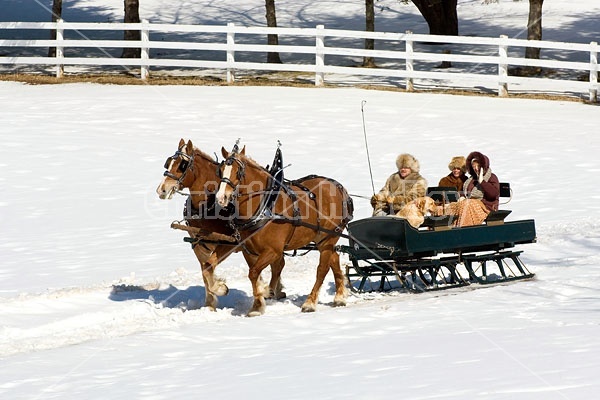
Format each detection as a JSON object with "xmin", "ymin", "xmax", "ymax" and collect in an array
[{"xmin": 0, "ymin": 20, "xmax": 598, "ymax": 102}]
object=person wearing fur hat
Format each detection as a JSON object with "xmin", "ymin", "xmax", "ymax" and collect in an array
[
  {"xmin": 438, "ymin": 156, "xmax": 468, "ymax": 193},
  {"xmin": 371, "ymin": 153, "xmax": 427, "ymax": 216},
  {"xmin": 444, "ymin": 151, "xmax": 499, "ymax": 227}
]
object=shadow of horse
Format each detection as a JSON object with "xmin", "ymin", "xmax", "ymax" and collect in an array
[
  {"xmin": 109, "ymin": 281, "xmax": 351, "ymax": 315},
  {"xmin": 108, "ymin": 284, "xmax": 251, "ymax": 315}
]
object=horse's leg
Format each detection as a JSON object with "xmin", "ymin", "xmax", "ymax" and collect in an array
[
  {"xmin": 301, "ymin": 248, "xmax": 333, "ymax": 313},
  {"xmin": 244, "ymin": 251, "xmax": 278, "ymax": 317},
  {"xmin": 328, "ymin": 251, "xmax": 348, "ymax": 307},
  {"xmin": 192, "ymin": 243, "xmax": 228, "ymax": 311},
  {"xmin": 244, "ymin": 253, "xmax": 286, "ymax": 301},
  {"xmin": 269, "ymin": 256, "xmax": 286, "ymax": 300},
  {"xmin": 210, "ymin": 246, "xmax": 230, "ymax": 295},
  {"xmin": 192, "ymin": 243, "xmax": 218, "ymax": 310},
  {"xmin": 242, "ymin": 253, "xmax": 270, "ymax": 298}
]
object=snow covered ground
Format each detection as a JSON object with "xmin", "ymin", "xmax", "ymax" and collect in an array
[
  {"xmin": 2, "ymin": 82, "xmax": 600, "ymax": 399},
  {"xmin": 2, "ymin": 1, "xmax": 600, "ymax": 399}
]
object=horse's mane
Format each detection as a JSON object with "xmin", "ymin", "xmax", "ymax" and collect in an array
[
  {"xmin": 192, "ymin": 146, "xmax": 218, "ymax": 165},
  {"xmin": 238, "ymin": 152, "xmax": 269, "ymax": 173}
]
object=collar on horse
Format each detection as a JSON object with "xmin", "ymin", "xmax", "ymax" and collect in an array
[{"xmin": 228, "ymin": 146, "xmax": 287, "ymax": 232}]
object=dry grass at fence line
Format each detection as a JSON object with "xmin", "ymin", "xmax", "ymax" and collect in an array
[
  {"xmin": 0, "ymin": 72, "xmax": 592, "ymax": 104},
  {"xmin": 0, "ymin": 72, "xmax": 316, "ymax": 88}
]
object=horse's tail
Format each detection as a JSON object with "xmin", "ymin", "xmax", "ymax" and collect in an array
[{"xmin": 335, "ymin": 180, "xmax": 354, "ymax": 227}]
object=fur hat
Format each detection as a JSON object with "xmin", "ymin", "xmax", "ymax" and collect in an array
[
  {"xmin": 448, "ymin": 156, "xmax": 466, "ymax": 173},
  {"xmin": 466, "ymin": 151, "xmax": 490, "ymax": 176},
  {"xmin": 396, "ymin": 153, "xmax": 420, "ymax": 173}
]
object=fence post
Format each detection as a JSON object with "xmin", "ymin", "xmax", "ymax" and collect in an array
[
  {"xmin": 227, "ymin": 23, "xmax": 235, "ymax": 83},
  {"xmin": 55, "ymin": 19, "xmax": 64, "ymax": 78},
  {"xmin": 590, "ymin": 41, "xmax": 598, "ymax": 103},
  {"xmin": 405, "ymin": 30, "xmax": 414, "ymax": 92},
  {"xmin": 315, "ymin": 25, "xmax": 325, "ymax": 86},
  {"xmin": 498, "ymin": 35, "xmax": 509, "ymax": 97},
  {"xmin": 140, "ymin": 19, "xmax": 150, "ymax": 80}
]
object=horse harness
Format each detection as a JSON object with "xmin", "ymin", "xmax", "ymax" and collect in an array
[
  {"xmin": 220, "ymin": 147, "xmax": 354, "ymax": 252},
  {"xmin": 172, "ymin": 144, "xmax": 354, "ymax": 255}
]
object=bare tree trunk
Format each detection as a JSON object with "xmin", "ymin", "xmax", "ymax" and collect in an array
[
  {"xmin": 363, "ymin": 0, "xmax": 375, "ymax": 67},
  {"xmin": 411, "ymin": 0, "xmax": 457, "ymax": 68},
  {"xmin": 411, "ymin": 0, "xmax": 458, "ymax": 36},
  {"xmin": 48, "ymin": 0, "xmax": 63, "ymax": 57},
  {"xmin": 121, "ymin": 0, "xmax": 141, "ymax": 58},
  {"xmin": 525, "ymin": 0, "xmax": 544, "ymax": 60},
  {"xmin": 265, "ymin": 0, "xmax": 282, "ymax": 63}
]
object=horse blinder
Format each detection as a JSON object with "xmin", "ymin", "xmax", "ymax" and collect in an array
[
  {"xmin": 163, "ymin": 151, "xmax": 193, "ymax": 183},
  {"xmin": 164, "ymin": 156, "xmax": 173, "ymax": 170},
  {"xmin": 178, "ymin": 159, "xmax": 190, "ymax": 173}
]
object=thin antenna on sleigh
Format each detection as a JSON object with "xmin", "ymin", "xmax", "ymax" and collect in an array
[{"xmin": 361, "ymin": 100, "xmax": 376, "ymax": 195}]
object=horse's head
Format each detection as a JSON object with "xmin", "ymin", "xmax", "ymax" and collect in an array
[
  {"xmin": 156, "ymin": 138, "xmax": 195, "ymax": 200},
  {"xmin": 216, "ymin": 144, "xmax": 246, "ymax": 207}
]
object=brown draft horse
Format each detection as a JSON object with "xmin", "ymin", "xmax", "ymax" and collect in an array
[
  {"xmin": 156, "ymin": 139, "xmax": 285, "ymax": 310},
  {"xmin": 216, "ymin": 144, "xmax": 354, "ymax": 316}
]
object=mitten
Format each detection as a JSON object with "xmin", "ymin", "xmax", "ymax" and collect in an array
[
  {"xmin": 371, "ymin": 193, "xmax": 387, "ymax": 208},
  {"xmin": 478, "ymin": 168, "xmax": 486, "ymax": 183},
  {"xmin": 370, "ymin": 195, "xmax": 378, "ymax": 208}
]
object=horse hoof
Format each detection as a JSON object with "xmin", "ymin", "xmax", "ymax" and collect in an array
[
  {"xmin": 247, "ymin": 310, "xmax": 264, "ymax": 317},
  {"xmin": 301, "ymin": 303, "xmax": 316, "ymax": 313},
  {"xmin": 212, "ymin": 282, "xmax": 229, "ymax": 296},
  {"xmin": 332, "ymin": 300, "xmax": 346, "ymax": 307},
  {"xmin": 276, "ymin": 291, "xmax": 287, "ymax": 300}
]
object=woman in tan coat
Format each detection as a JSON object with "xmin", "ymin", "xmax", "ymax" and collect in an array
[
  {"xmin": 438, "ymin": 156, "xmax": 468, "ymax": 193},
  {"xmin": 371, "ymin": 153, "xmax": 428, "ymax": 216}
]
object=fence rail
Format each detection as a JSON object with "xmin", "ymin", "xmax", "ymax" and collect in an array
[{"xmin": 0, "ymin": 20, "xmax": 597, "ymax": 101}]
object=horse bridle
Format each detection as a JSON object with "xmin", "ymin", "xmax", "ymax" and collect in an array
[
  {"xmin": 163, "ymin": 149, "xmax": 194, "ymax": 186},
  {"xmin": 218, "ymin": 142, "xmax": 246, "ymax": 197}
]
